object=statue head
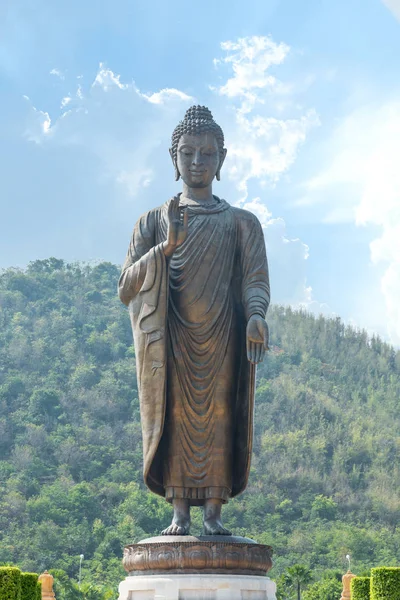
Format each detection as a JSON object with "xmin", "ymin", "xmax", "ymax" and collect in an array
[{"xmin": 170, "ymin": 105, "xmax": 227, "ymax": 187}]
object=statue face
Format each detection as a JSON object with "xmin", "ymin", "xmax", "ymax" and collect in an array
[{"xmin": 175, "ymin": 132, "xmax": 224, "ymax": 188}]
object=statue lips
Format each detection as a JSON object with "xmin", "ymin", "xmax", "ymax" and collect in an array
[{"xmin": 189, "ymin": 170, "xmax": 207, "ymax": 180}]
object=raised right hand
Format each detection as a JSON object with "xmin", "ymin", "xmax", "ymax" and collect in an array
[{"xmin": 163, "ymin": 196, "xmax": 188, "ymax": 257}]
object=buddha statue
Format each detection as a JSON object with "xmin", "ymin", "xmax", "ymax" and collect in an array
[{"xmin": 119, "ymin": 105, "xmax": 270, "ymax": 535}]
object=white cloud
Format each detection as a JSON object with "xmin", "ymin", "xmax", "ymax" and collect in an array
[
  {"xmin": 61, "ymin": 96, "xmax": 72, "ymax": 108},
  {"xmin": 20, "ymin": 41, "xmax": 318, "ymax": 310},
  {"xmin": 382, "ymin": 0, "xmax": 400, "ymax": 21},
  {"xmin": 355, "ymin": 104, "xmax": 400, "ymax": 342},
  {"xmin": 144, "ymin": 89, "xmax": 192, "ymax": 105},
  {"xmin": 243, "ymin": 198, "xmax": 313, "ymax": 305},
  {"xmin": 241, "ymin": 197, "xmax": 272, "ymax": 226},
  {"xmin": 92, "ymin": 63, "xmax": 127, "ymax": 91},
  {"xmin": 25, "ymin": 64, "xmax": 193, "ymax": 202},
  {"xmin": 242, "ymin": 197, "xmax": 333, "ymax": 316},
  {"xmin": 92, "ymin": 68, "xmax": 192, "ymax": 104},
  {"xmin": 2, "ymin": 63, "xmax": 196, "ymax": 270},
  {"xmin": 212, "ymin": 37, "xmax": 320, "ymax": 199},
  {"xmin": 214, "ymin": 36, "xmax": 290, "ymax": 110},
  {"xmin": 301, "ymin": 100, "xmax": 400, "ymax": 343},
  {"xmin": 226, "ymin": 109, "xmax": 319, "ymax": 196},
  {"xmin": 24, "ymin": 102, "xmax": 51, "ymax": 142},
  {"xmin": 50, "ymin": 68, "xmax": 65, "ymax": 80},
  {"xmin": 210, "ymin": 36, "xmax": 320, "ymax": 308},
  {"xmin": 299, "ymin": 104, "xmax": 400, "ymax": 216}
]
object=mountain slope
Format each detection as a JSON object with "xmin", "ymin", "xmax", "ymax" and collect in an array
[{"xmin": 0, "ymin": 259, "xmax": 399, "ymax": 593}]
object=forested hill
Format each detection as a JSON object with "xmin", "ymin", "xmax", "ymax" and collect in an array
[{"xmin": 0, "ymin": 259, "xmax": 399, "ymax": 597}]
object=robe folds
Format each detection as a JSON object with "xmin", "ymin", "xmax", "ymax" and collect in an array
[{"xmin": 119, "ymin": 196, "xmax": 270, "ymax": 504}]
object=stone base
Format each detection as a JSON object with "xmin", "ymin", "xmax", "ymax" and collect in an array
[{"xmin": 118, "ymin": 574, "xmax": 277, "ymax": 599}]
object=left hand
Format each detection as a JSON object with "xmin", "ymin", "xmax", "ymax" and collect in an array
[{"xmin": 246, "ymin": 315, "xmax": 269, "ymax": 364}]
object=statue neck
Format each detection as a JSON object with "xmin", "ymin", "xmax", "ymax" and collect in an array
[{"xmin": 181, "ymin": 183, "xmax": 214, "ymax": 205}]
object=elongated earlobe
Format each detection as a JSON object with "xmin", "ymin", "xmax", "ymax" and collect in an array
[
  {"xmin": 216, "ymin": 148, "xmax": 227, "ymax": 181},
  {"xmin": 170, "ymin": 147, "xmax": 181, "ymax": 181}
]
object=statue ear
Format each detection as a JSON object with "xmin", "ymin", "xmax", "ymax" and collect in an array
[
  {"xmin": 216, "ymin": 148, "xmax": 227, "ymax": 182},
  {"xmin": 169, "ymin": 148, "xmax": 181, "ymax": 181}
]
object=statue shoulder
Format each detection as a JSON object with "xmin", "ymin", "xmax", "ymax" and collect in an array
[
  {"xmin": 231, "ymin": 206, "xmax": 264, "ymax": 228},
  {"xmin": 135, "ymin": 202, "xmax": 168, "ymax": 228},
  {"xmin": 138, "ymin": 203, "xmax": 164, "ymax": 220}
]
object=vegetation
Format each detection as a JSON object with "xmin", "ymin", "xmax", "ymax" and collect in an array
[
  {"xmin": 371, "ymin": 567, "xmax": 400, "ymax": 599},
  {"xmin": 0, "ymin": 568, "xmax": 41, "ymax": 600},
  {"xmin": 0, "ymin": 567, "xmax": 21, "ymax": 600},
  {"xmin": 21, "ymin": 572, "xmax": 40, "ymax": 600},
  {"xmin": 282, "ymin": 564, "xmax": 312, "ymax": 600},
  {"xmin": 351, "ymin": 577, "xmax": 371, "ymax": 600},
  {"xmin": 302, "ymin": 572, "xmax": 342, "ymax": 600},
  {"xmin": 0, "ymin": 258, "xmax": 399, "ymax": 599}
]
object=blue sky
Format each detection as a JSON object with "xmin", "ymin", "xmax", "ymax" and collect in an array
[{"xmin": 1, "ymin": 0, "xmax": 400, "ymax": 343}]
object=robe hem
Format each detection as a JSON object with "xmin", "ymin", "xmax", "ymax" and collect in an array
[{"xmin": 165, "ymin": 486, "xmax": 231, "ymax": 505}]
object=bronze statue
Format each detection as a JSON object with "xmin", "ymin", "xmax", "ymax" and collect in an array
[{"xmin": 119, "ymin": 106, "xmax": 270, "ymax": 536}]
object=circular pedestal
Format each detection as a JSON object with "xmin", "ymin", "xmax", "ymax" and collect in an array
[
  {"xmin": 118, "ymin": 574, "xmax": 277, "ymax": 600},
  {"xmin": 123, "ymin": 536, "xmax": 273, "ymax": 577}
]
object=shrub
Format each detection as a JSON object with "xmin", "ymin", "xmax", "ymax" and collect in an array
[
  {"xmin": 37, "ymin": 580, "xmax": 42, "ymax": 600},
  {"xmin": 21, "ymin": 573, "xmax": 39, "ymax": 600},
  {"xmin": 303, "ymin": 576, "xmax": 342, "ymax": 599},
  {"xmin": 351, "ymin": 577, "xmax": 371, "ymax": 600},
  {"xmin": 371, "ymin": 567, "xmax": 400, "ymax": 599},
  {"xmin": 0, "ymin": 567, "xmax": 22, "ymax": 600},
  {"xmin": 310, "ymin": 494, "xmax": 338, "ymax": 520}
]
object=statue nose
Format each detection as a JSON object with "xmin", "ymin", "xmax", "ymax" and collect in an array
[{"xmin": 192, "ymin": 151, "xmax": 203, "ymax": 165}]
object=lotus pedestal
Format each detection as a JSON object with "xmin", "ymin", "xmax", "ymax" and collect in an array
[{"xmin": 118, "ymin": 535, "xmax": 276, "ymax": 600}]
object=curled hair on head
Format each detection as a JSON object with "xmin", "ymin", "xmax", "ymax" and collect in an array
[{"xmin": 171, "ymin": 105, "xmax": 225, "ymax": 163}]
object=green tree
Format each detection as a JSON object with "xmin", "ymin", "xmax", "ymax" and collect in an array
[
  {"xmin": 303, "ymin": 576, "xmax": 342, "ymax": 600},
  {"xmin": 0, "ymin": 261, "xmax": 399, "ymax": 591},
  {"xmin": 310, "ymin": 495, "xmax": 337, "ymax": 521},
  {"xmin": 285, "ymin": 565, "xmax": 313, "ymax": 600}
]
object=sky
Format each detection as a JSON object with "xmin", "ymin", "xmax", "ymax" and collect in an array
[{"xmin": 1, "ymin": 0, "xmax": 400, "ymax": 344}]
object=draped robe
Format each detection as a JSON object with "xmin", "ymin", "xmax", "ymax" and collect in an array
[{"xmin": 119, "ymin": 197, "xmax": 270, "ymax": 504}]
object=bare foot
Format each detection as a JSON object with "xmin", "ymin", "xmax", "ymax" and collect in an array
[
  {"xmin": 161, "ymin": 516, "xmax": 190, "ymax": 536},
  {"xmin": 161, "ymin": 498, "xmax": 190, "ymax": 536},
  {"xmin": 203, "ymin": 498, "xmax": 232, "ymax": 536},
  {"xmin": 203, "ymin": 517, "xmax": 232, "ymax": 536}
]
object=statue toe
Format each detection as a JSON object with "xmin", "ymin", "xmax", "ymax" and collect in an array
[{"xmin": 161, "ymin": 521, "xmax": 190, "ymax": 536}]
